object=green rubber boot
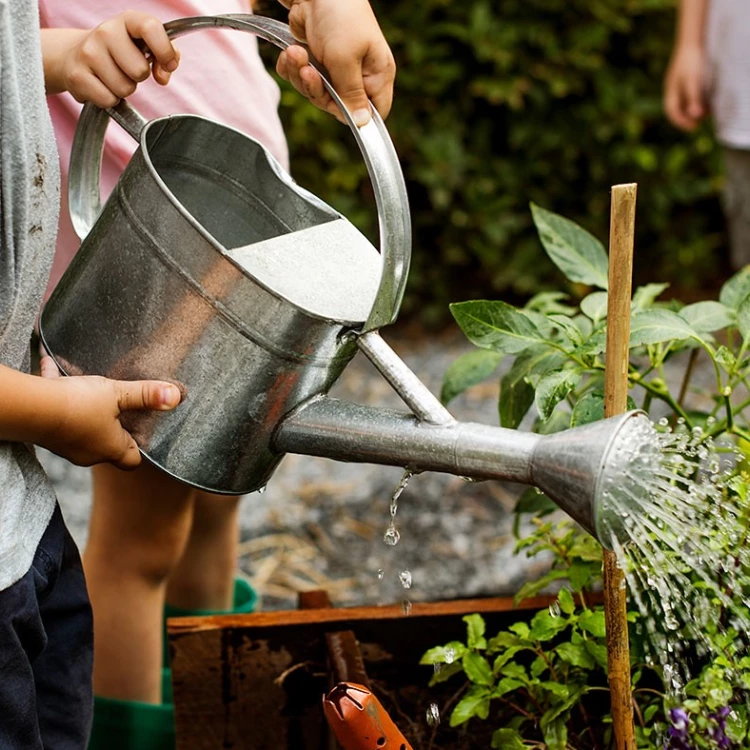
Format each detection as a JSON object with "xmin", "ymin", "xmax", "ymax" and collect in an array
[
  {"xmin": 87, "ymin": 669, "xmax": 175, "ymax": 750},
  {"xmin": 87, "ymin": 580, "xmax": 257, "ymax": 750}
]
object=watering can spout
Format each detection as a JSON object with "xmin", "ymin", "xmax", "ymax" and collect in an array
[{"xmin": 274, "ymin": 401, "xmax": 650, "ymax": 549}]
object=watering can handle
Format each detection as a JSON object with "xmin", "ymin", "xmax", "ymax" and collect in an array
[{"xmin": 68, "ymin": 14, "xmax": 410, "ymax": 334}]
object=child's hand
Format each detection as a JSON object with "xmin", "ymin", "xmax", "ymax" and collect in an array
[
  {"xmin": 39, "ymin": 356, "xmax": 181, "ymax": 470},
  {"xmin": 664, "ymin": 45, "xmax": 707, "ymax": 131},
  {"xmin": 42, "ymin": 12, "xmax": 179, "ymax": 109},
  {"xmin": 276, "ymin": 0, "xmax": 395, "ymax": 127}
]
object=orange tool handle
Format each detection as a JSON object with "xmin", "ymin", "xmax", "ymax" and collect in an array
[{"xmin": 323, "ymin": 682, "xmax": 413, "ymax": 750}]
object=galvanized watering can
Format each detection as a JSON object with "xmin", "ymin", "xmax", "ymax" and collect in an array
[{"xmin": 40, "ymin": 14, "xmax": 646, "ymax": 548}]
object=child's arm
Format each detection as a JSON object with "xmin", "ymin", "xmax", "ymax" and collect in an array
[
  {"xmin": 276, "ymin": 0, "xmax": 396, "ymax": 128},
  {"xmin": 664, "ymin": 0, "xmax": 710, "ymax": 131},
  {"xmin": 40, "ymin": 11, "xmax": 179, "ymax": 109},
  {"xmin": 0, "ymin": 359, "xmax": 181, "ymax": 470}
]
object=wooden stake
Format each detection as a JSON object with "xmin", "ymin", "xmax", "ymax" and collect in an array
[{"xmin": 603, "ymin": 183, "xmax": 637, "ymax": 750}]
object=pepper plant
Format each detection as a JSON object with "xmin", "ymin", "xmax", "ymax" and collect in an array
[{"xmin": 420, "ymin": 205, "xmax": 750, "ymax": 748}]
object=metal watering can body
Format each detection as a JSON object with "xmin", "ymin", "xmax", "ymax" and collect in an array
[
  {"xmin": 39, "ymin": 14, "xmax": 651, "ymax": 549},
  {"xmin": 40, "ymin": 15, "xmax": 410, "ymax": 494}
]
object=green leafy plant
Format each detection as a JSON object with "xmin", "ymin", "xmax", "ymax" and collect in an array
[{"xmin": 421, "ymin": 205, "xmax": 750, "ymax": 748}]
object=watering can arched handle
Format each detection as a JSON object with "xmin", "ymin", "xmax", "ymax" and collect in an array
[{"xmin": 68, "ymin": 14, "xmax": 410, "ymax": 333}]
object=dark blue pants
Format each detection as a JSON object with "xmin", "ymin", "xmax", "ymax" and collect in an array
[{"xmin": 0, "ymin": 505, "xmax": 93, "ymax": 749}]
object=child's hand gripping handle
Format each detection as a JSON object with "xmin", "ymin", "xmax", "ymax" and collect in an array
[{"xmin": 68, "ymin": 14, "xmax": 410, "ymax": 335}]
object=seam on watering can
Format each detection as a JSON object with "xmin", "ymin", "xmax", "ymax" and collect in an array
[{"xmin": 114, "ymin": 188, "xmax": 354, "ymax": 367}]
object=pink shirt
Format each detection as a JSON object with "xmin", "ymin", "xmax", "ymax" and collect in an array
[{"xmin": 39, "ymin": 1, "xmax": 289, "ymax": 296}]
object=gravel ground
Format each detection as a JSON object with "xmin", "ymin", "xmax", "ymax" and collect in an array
[{"xmin": 41, "ymin": 323, "xmax": 552, "ymax": 612}]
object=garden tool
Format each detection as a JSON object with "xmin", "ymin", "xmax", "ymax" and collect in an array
[
  {"xmin": 39, "ymin": 14, "xmax": 649, "ymax": 549},
  {"xmin": 323, "ymin": 682, "xmax": 413, "ymax": 750}
]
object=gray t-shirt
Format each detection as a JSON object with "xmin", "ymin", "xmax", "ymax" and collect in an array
[
  {"xmin": 706, "ymin": 0, "xmax": 750, "ymax": 149},
  {"xmin": 0, "ymin": 0, "xmax": 60, "ymax": 591}
]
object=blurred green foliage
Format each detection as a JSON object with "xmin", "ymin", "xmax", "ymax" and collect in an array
[{"xmin": 261, "ymin": 0, "xmax": 727, "ymax": 324}]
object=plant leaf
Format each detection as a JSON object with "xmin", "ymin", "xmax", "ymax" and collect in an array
[
  {"xmin": 420, "ymin": 641, "xmax": 467, "ymax": 665},
  {"xmin": 535, "ymin": 369, "xmax": 581, "ymax": 421},
  {"xmin": 525, "ymin": 291, "xmax": 576, "ymax": 316},
  {"xmin": 547, "ymin": 313, "xmax": 584, "ymax": 345},
  {"xmin": 500, "ymin": 346, "xmax": 564, "ymax": 428},
  {"xmin": 450, "ymin": 300, "xmax": 547, "ymax": 354},
  {"xmin": 720, "ymin": 266, "xmax": 750, "ymax": 310},
  {"xmin": 530, "ymin": 203, "xmax": 609, "ymax": 289},
  {"xmin": 542, "ymin": 716, "xmax": 569, "ymax": 750},
  {"xmin": 487, "ymin": 631, "xmax": 523, "ymax": 651},
  {"xmin": 514, "ymin": 569, "xmax": 570, "ymax": 605},
  {"xmin": 580, "ymin": 291, "xmax": 609, "ymax": 323},
  {"xmin": 463, "ymin": 651, "xmax": 494, "ymax": 686},
  {"xmin": 491, "ymin": 677, "xmax": 525, "ymax": 699},
  {"xmin": 570, "ymin": 390, "xmax": 605, "ymax": 427},
  {"xmin": 449, "ymin": 685, "xmax": 491, "ymax": 726},
  {"xmin": 529, "ymin": 608, "xmax": 569, "ymax": 642},
  {"xmin": 738, "ymin": 294, "xmax": 750, "ymax": 342},
  {"xmin": 441, "ymin": 349, "xmax": 502, "ymax": 404},
  {"xmin": 584, "ymin": 640, "xmax": 609, "ymax": 669},
  {"xmin": 629, "ymin": 309, "xmax": 699, "ymax": 347},
  {"xmin": 578, "ymin": 609, "xmax": 607, "ymax": 638},
  {"xmin": 558, "ymin": 588, "xmax": 575, "ymax": 615},
  {"xmin": 556, "ymin": 642, "xmax": 595, "ymax": 669},
  {"xmin": 631, "ymin": 282, "xmax": 669, "ymax": 310},
  {"xmin": 464, "ymin": 614, "xmax": 487, "ymax": 650},
  {"xmin": 491, "ymin": 728, "xmax": 526, "ymax": 749},
  {"xmin": 679, "ymin": 301, "xmax": 734, "ymax": 333},
  {"xmin": 429, "ymin": 661, "xmax": 463, "ymax": 686}
]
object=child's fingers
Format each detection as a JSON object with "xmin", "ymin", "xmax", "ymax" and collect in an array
[
  {"xmin": 665, "ymin": 84, "xmax": 696, "ymax": 131},
  {"xmin": 278, "ymin": 45, "xmax": 309, "ymax": 97},
  {"xmin": 87, "ymin": 52, "xmax": 139, "ymax": 101},
  {"xmin": 363, "ymin": 55, "xmax": 395, "ymax": 122},
  {"xmin": 68, "ymin": 71, "xmax": 121, "ymax": 109},
  {"xmin": 683, "ymin": 76, "xmax": 705, "ymax": 122},
  {"xmin": 278, "ymin": 47, "xmax": 344, "ymax": 124},
  {"xmin": 151, "ymin": 46, "xmax": 180, "ymax": 86},
  {"xmin": 40, "ymin": 356, "xmax": 61, "ymax": 379},
  {"xmin": 115, "ymin": 380, "xmax": 182, "ymax": 413},
  {"xmin": 122, "ymin": 12, "xmax": 179, "ymax": 74},
  {"xmin": 110, "ymin": 434, "xmax": 143, "ymax": 471},
  {"xmin": 323, "ymin": 50, "xmax": 372, "ymax": 127}
]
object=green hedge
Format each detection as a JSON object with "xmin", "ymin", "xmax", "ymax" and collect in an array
[{"xmin": 264, "ymin": 0, "xmax": 726, "ymax": 324}]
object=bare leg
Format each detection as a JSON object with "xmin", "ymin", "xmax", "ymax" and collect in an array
[
  {"xmin": 165, "ymin": 493, "xmax": 242, "ymax": 612},
  {"xmin": 84, "ymin": 462, "xmax": 196, "ymax": 703}
]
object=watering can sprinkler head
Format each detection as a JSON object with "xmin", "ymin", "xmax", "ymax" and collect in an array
[{"xmin": 528, "ymin": 409, "xmax": 653, "ymax": 549}]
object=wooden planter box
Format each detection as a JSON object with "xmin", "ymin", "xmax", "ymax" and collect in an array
[{"xmin": 168, "ymin": 594, "xmax": 558, "ymax": 749}]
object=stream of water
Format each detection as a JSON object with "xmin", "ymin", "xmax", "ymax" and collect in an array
[{"xmin": 597, "ymin": 416, "xmax": 750, "ymax": 697}]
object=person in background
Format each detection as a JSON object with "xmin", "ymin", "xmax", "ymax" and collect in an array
[
  {"xmin": 0, "ymin": 8, "xmax": 183, "ymax": 747},
  {"xmin": 39, "ymin": 0, "xmax": 395, "ymax": 745},
  {"xmin": 664, "ymin": 0, "xmax": 750, "ymax": 269}
]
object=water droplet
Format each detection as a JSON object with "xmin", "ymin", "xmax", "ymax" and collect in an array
[
  {"xmin": 377, "ymin": 569, "xmax": 385, "ymax": 580},
  {"xmin": 426, "ymin": 703, "xmax": 440, "ymax": 727},
  {"xmin": 548, "ymin": 601, "xmax": 561, "ymax": 617},
  {"xmin": 402, "ymin": 599, "xmax": 412, "ymax": 616},
  {"xmin": 383, "ymin": 526, "xmax": 400, "ymax": 546},
  {"xmin": 257, "ymin": 486, "xmax": 267, "ymax": 494},
  {"xmin": 399, "ymin": 570, "xmax": 413, "ymax": 589}
]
